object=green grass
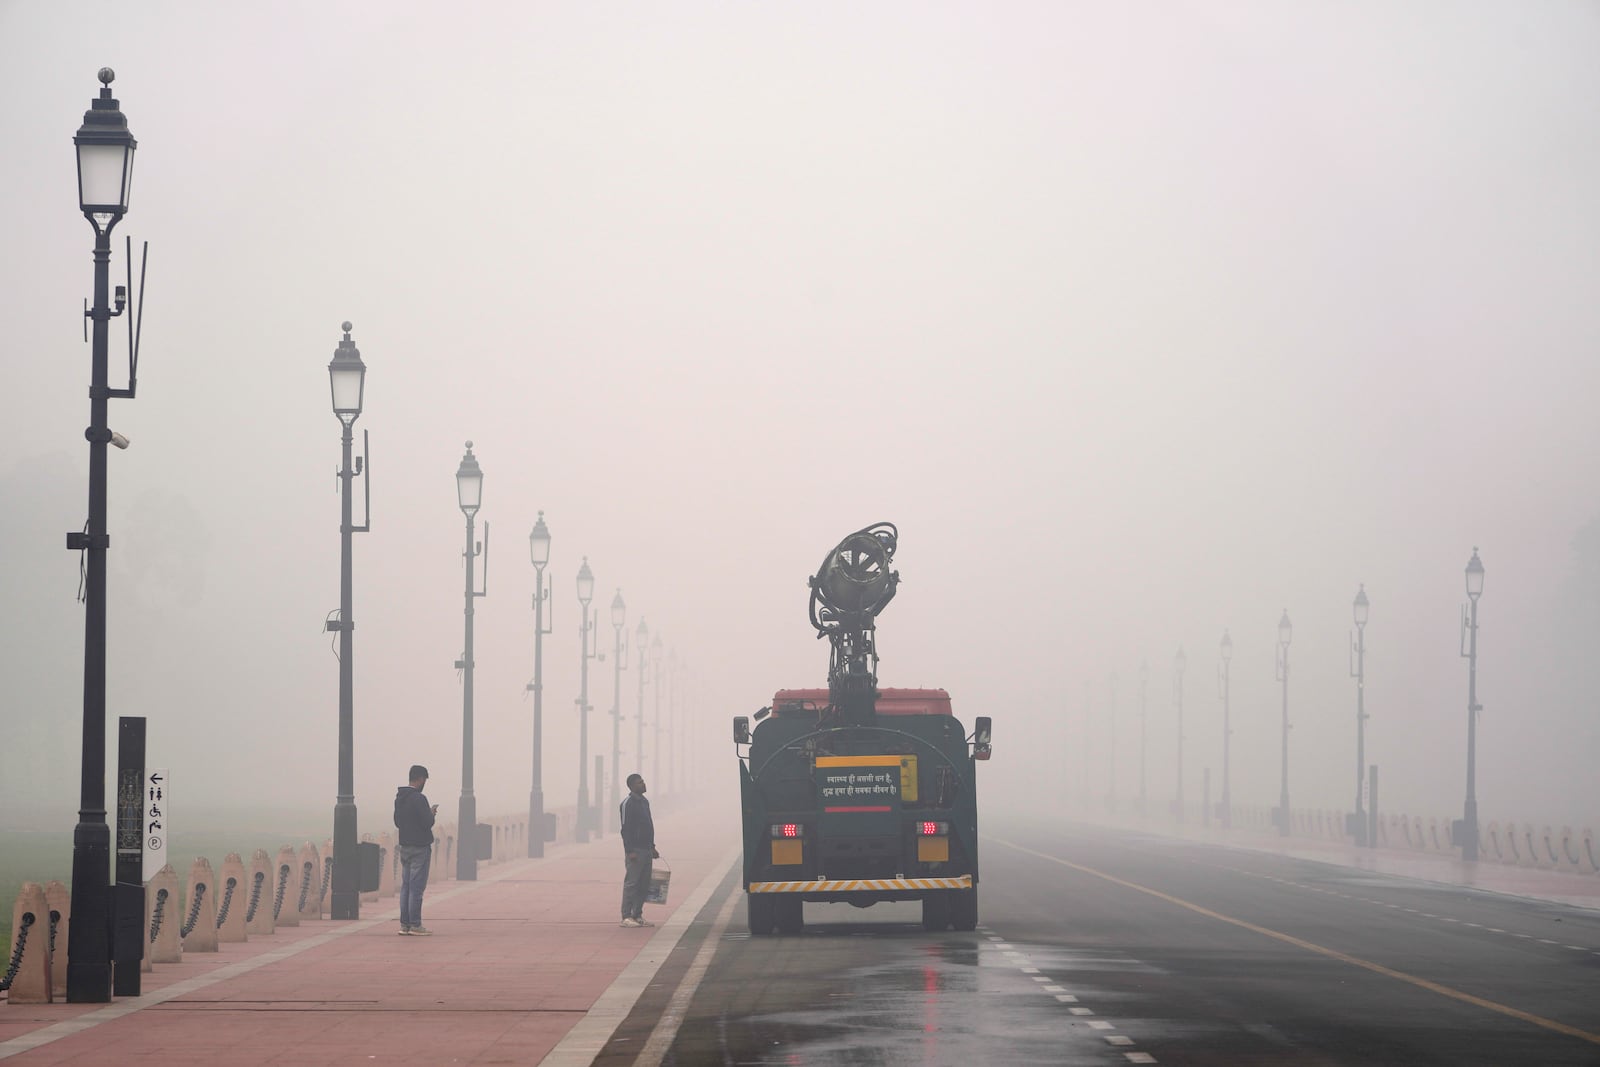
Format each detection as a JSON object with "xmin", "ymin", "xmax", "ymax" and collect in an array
[{"xmin": 1, "ymin": 825, "xmax": 330, "ymax": 953}]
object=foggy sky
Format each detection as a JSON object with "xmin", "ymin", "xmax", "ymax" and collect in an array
[{"xmin": 4, "ymin": 2, "xmax": 1599, "ymax": 835}]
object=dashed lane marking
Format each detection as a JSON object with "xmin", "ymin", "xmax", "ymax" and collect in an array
[{"xmin": 996, "ymin": 838, "xmax": 1600, "ymax": 1049}]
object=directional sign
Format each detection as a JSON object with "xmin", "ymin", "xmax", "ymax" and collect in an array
[{"xmin": 143, "ymin": 769, "xmax": 168, "ymax": 883}]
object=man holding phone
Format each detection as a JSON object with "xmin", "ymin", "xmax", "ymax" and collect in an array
[{"xmin": 394, "ymin": 764, "xmax": 438, "ymax": 936}]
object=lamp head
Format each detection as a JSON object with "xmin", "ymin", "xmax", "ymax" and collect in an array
[
  {"xmin": 1465, "ymin": 548, "xmax": 1484, "ymax": 600},
  {"xmin": 327, "ymin": 321, "xmax": 366, "ymax": 423},
  {"xmin": 611, "ymin": 589, "xmax": 626, "ymax": 628},
  {"xmin": 637, "ymin": 617, "xmax": 649, "ymax": 641},
  {"xmin": 455, "ymin": 442, "xmax": 483, "ymax": 516},
  {"xmin": 1174, "ymin": 645, "xmax": 1187, "ymax": 673},
  {"xmin": 1220, "ymin": 629, "xmax": 1233, "ymax": 662},
  {"xmin": 576, "ymin": 557, "xmax": 594, "ymax": 605},
  {"xmin": 75, "ymin": 68, "xmax": 137, "ymax": 221},
  {"xmin": 1353, "ymin": 584, "xmax": 1369, "ymax": 627},
  {"xmin": 529, "ymin": 510, "xmax": 551, "ymax": 568},
  {"xmin": 1277, "ymin": 609, "xmax": 1293, "ymax": 648}
]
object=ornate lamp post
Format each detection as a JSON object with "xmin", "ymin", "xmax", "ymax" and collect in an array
[
  {"xmin": 1350, "ymin": 586, "xmax": 1369, "ymax": 845},
  {"xmin": 1459, "ymin": 550, "xmax": 1485, "ymax": 861},
  {"xmin": 327, "ymin": 323, "xmax": 369, "ymax": 919},
  {"xmin": 635, "ymin": 618, "xmax": 649, "ymax": 799},
  {"xmin": 651, "ymin": 633, "xmax": 664, "ymax": 785},
  {"xmin": 526, "ymin": 513, "xmax": 552, "ymax": 858},
  {"xmin": 608, "ymin": 590, "xmax": 628, "ymax": 831},
  {"xmin": 575, "ymin": 558, "xmax": 597, "ymax": 842},
  {"xmin": 1137, "ymin": 660, "xmax": 1149, "ymax": 817},
  {"xmin": 454, "ymin": 443, "xmax": 487, "ymax": 880},
  {"xmin": 66, "ymin": 69, "xmax": 137, "ymax": 1004},
  {"xmin": 1218, "ymin": 630, "xmax": 1233, "ymax": 829},
  {"xmin": 1275, "ymin": 609, "xmax": 1293, "ymax": 836},
  {"xmin": 1173, "ymin": 647, "xmax": 1187, "ymax": 822}
]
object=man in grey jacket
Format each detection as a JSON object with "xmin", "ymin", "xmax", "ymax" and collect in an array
[
  {"xmin": 618, "ymin": 773, "xmax": 658, "ymax": 928},
  {"xmin": 393, "ymin": 764, "xmax": 438, "ymax": 935}
]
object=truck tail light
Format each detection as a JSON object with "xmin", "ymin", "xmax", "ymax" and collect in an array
[
  {"xmin": 770, "ymin": 823, "xmax": 803, "ymax": 839},
  {"xmin": 916, "ymin": 821, "xmax": 949, "ymax": 836}
]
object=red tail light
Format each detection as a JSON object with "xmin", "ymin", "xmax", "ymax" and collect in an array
[
  {"xmin": 917, "ymin": 821, "xmax": 949, "ymax": 836},
  {"xmin": 770, "ymin": 823, "xmax": 803, "ymax": 838}
]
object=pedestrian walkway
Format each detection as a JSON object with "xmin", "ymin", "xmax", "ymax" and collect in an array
[{"xmin": 0, "ymin": 793, "xmax": 742, "ymax": 1066}]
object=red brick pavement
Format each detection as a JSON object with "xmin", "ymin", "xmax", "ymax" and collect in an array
[{"xmin": 0, "ymin": 792, "xmax": 741, "ymax": 1066}]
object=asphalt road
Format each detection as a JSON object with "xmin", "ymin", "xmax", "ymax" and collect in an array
[{"xmin": 602, "ymin": 814, "xmax": 1600, "ymax": 1065}]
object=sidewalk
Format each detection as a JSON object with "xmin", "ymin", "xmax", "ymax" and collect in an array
[{"xmin": 0, "ymin": 792, "xmax": 742, "ymax": 1065}]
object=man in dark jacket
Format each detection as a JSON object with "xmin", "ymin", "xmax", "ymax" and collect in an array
[
  {"xmin": 618, "ymin": 773, "xmax": 658, "ymax": 928},
  {"xmin": 393, "ymin": 764, "xmax": 437, "ymax": 936}
]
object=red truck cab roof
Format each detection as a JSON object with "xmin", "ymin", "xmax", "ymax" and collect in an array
[{"xmin": 771, "ymin": 687, "xmax": 953, "ymax": 716}]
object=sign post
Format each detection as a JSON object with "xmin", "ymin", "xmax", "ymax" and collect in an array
[
  {"xmin": 113, "ymin": 718, "xmax": 146, "ymax": 996},
  {"xmin": 142, "ymin": 769, "xmax": 168, "ymax": 885}
]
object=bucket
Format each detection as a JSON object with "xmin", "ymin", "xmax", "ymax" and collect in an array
[{"xmin": 646, "ymin": 861, "xmax": 671, "ymax": 905}]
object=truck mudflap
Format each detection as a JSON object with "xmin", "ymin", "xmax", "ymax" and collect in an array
[{"xmin": 749, "ymin": 875, "xmax": 973, "ymax": 893}]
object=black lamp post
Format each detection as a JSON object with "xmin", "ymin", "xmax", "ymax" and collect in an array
[
  {"xmin": 576, "ymin": 557, "xmax": 597, "ymax": 843},
  {"xmin": 635, "ymin": 618, "xmax": 649, "ymax": 799},
  {"xmin": 1219, "ymin": 630, "xmax": 1232, "ymax": 829},
  {"xmin": 327, "ymin": 323, "xmax": 368, "ymax": 919},
  {"xmin": 1173, "ymin": 646, "xmax": 1186, "ymax": 823},
  {"xmin": 1138, "ymin": 660, "xmax": 1149, "ymax": 817},
  {"xmin": 527, "ymin": 512, "xmax": 552, "ymax": 858},
  {"xmin": 1350, "ymin": 586, "xmax": 1369, "ymax": 845},
  {"xmin": 66, "ymin": 68, "xmax": 137, "ymax": 1004},
  {"xmin": 1459, "ymin": 549, "xmax": 1485, "ymax": 861},
  {"xmin": 608, "ymin": 590, "xmax": 628, "ymax": 831},
  {"xmin": 1275, "ymin": 609, "xmax": 1293, "ymax": 836},
  {"xmin": 454, "ymin": 443, "xmax": 487, "ymax": 880},
  {"xmin": 651, "ymin": 633, "xmax": 663, "ymax": 786}
]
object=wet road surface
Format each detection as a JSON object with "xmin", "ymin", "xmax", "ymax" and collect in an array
[{"xmin": 600, "ymin": 815, "xmax": 1600, "ymax": 1065}]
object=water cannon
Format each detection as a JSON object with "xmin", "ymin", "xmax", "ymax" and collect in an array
[{"xmin": 808, "ymin": 522, "xmax": 899, "ymax": 722}]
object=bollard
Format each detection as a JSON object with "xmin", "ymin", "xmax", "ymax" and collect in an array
[
  {"xmin": 246, "ymin": 849, "xmax": 275, "ymax": 936},
  {"xmin": 216, "ymin": 854, "xmax": 248, "ymax": 943},
  {"xmin": 3, "ymin": 883, "xmax": 51, "ymax": 1004},
  {"xmin": 296, "ymin": 842, "xmax": 323, "ymax": 921},
  {"xmin": 1521, "ymin": 824, "xmax": 1545, "ymax": 869},
  {"xmin": 440, "ymin": 826, "xmax": 455, "ymax": 882},
  {"xmin": 377, "ymin": 832, "xmax": 396, "ymax": 899},
  {"xmin": 147, "ymin": 865, "xmax": 182, "ymax": 964},
  {"xmin": 273, "ymin": 846, "xmax": 300, "ymax": 926},
  {"xmin": 321, "ymin": 837, "xmax": 335, "ymax": 908},
  {"xmin": 43, "ymin": 880, "xmax": 69, "ymax": 1000},
  {"xmin": 1583, "ymin": 827, "xmax": 1600, "ymax": 874},
  {"xmin": 181, "ymin": 857, "xmax": 220, "ymax": 953}
]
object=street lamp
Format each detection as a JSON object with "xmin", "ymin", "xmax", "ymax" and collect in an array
[
  {"xmin": 1350, "ymin": 585, "xmax": 1370, "ymax": 846},
  {"xmin": 1173, "ymin": 646, "xmax": 1186, "ymax": 823},
  {"xmin": 1138, "ymin": 660, "xmax": 1149, "ymax": 817},
  {"xmin": 608, "ymin": 590, "xmax": 628, "ymax": 832},
  {"xmin": 575, "ymin": 557, "xmax": 598, "ymax": 843},
  {"xmin": 1459, "ymin": 549, "xmax": 1485, "ymax": 861},
  {"xmin": 526, "ymin": 512, "xmax": 552, "ymax": 858},
  {"xmin": 66, "ymin": 68, "xmax": 137, "ymax": 1004},
  {"xmin": 651, "ymin": 633, "xmax": 664, "ymax": 786},
  {"xmin": 454, "ymin": 443, "xmax": 488, "ymax": 880},
  {"xmin": 327, "ymin": 323, "xmax": 369, "ymax": 919},
  {"xmin": 635, "ymin": 618, "xmax": 649, "ymax": 807},
  {"xmin": 1275, "ymin": 609, "xmax": 1293, "ymax": 836},
  {"xmin": 1218, "ymin": 630, "xmax": 1232, "ymax": 829}
]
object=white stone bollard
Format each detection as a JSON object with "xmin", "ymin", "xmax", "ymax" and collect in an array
[
  {"xmin": 181, "ymin": 858, "xmax": 220, "ymax": 953},
  {"xmin": 147, "ymin": 865, "xmax": 182, "ymax": 964},
  {"xmin": 216, "ymin": 853, "xmax": 248, "ymax": 943},
  {"xmin": 247, "ymin": 849, "xmax": 275, "ymax": 936},
  {"xmin": 5, "ymin": 883, "xmax": 52, "ymax": 1004},
  {"xmin": 377, "ymin": 832, "xmax": 396, "ymax": 899},
  {"xmin": 295, "ymin": 842, "xmax": 323, "ymax": 921},
  {"xmin": 273, "ymin": 846, "xmax": 300, "ymax": 927},
  {"xmin": 43, "ymin": 880, "xmax": 69, "ymax": 999}
]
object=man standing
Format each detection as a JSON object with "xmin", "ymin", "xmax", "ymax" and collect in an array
[
  {"xmin": 394, "ymin": 764, "xmax": 438, "ymax": 936},
  {"xmin": 619, "ymin": 773, "xmax": 658, "ymax": 928}
]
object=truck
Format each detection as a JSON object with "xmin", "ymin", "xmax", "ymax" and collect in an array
[{"xmin": 733, "ymin": 523, "xmax": 993, "ymax": 934}]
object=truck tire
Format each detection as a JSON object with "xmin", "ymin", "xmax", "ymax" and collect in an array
[
  {"xmin": 951, "ymin": 887, "xmax": 978, "ymax": 931},
  {"xmin": 921, "ymin": 891, "xmax": 952, "ymax": 931},
  {"xmin": 747, "ymin": 893, "xmax": 776, "ymax": 935},
  {"xmin": 775, "ymin": 896, "xmax": 804, "ymax": 934}
]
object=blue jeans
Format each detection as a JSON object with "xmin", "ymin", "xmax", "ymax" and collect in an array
[{"xmin": 398, "ymin": 844, "xmax": 432, "ymax": 928}]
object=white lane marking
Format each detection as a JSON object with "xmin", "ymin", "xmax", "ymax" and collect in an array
[
  {"xmin": 1126, "ymin": 1053, "xmax": 1159, "ymax": 1063},
  {"xmin": 633, "ymin": 878, "xmax": 744, "ymax": 1067},
  {"xmin": 1463, "ymin": 923, "xmax": 1481, "ymax": 928},
  {"xmin": 1055, "ymin": 994, "xmax": 1078, "ymax": 1002},
  {"xmin": 1021, "ymin": 966, "xmax": 1040, "ymax": 973},
  {"xmin": 1486, "ymin": 928, "xmax": 1506, "ymax": 933},
  {"xmin": 1107, "ymin": 1035, "xmax": 1135, "ymax": 1046},
  {"xmin": 1043, "ymin": 985, "xmax": 1066, "ymax": 993},
  {"xmin": 541, "ymin": 845, "xmax": 741, "ymax": 1067},
  {"xmin": 1069, "ymin": 1006, "xmax": 1093, "ymax": 1015},
  {"xmin": 1567, "ymin": 946, "xmax": 1586, "ymax": 951},
  {"xmin": 1538, "ymin": 939, "xmax": 1560, "ymax": 945},
  {"xmin": 1030, "ymin": 975, "xmax": 1050, "ymax": 982},
  {"xmin": 1088, "ymin": 1020, "xmax": 1115, "ymax": 1030}
]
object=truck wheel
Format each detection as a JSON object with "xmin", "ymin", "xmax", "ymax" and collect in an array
[
  {"xmin": 921, "ymin": 891, "xmax": 952, "ymax": 931},
  {"xmin": 747, "ymin": 893, "xmax": 776, "ymax": 935},
  {"xmin": 951, "ymin": 887, "xmax": 978, "ymax": 931},
  {"xmin": 775, "ymin": 896, "xmax": 804, "ymax": 934}
]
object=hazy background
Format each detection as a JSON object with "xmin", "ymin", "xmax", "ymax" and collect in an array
[{"xmin": 4, "ymin": 2, "xmax": 1599, "ymax": 842}]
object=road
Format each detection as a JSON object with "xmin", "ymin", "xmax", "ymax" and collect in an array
[{"xmin": 600, "ymin": 814, "xmax": 1600, "ymax": 1065}]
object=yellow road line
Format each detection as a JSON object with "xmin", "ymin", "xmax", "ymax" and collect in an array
[{"xmin": 995, "ymin": 837, "xmax": 1600, "ymax": 1048}]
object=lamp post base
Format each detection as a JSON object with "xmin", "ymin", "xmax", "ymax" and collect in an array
[
  {"xmin": 66, "ymin": 821, "xmax": 112, "ymax": 1003},
  {"xmin": 528, "ymin": 789, "xmax": 544, "ymax": 858},
  {"xmin": 331, "ymin": 799, "xmax": 360, "ymax": 919},
  {"xmin": 457, "ymin": 794, "xmax": 477, "ymax": 881}
]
